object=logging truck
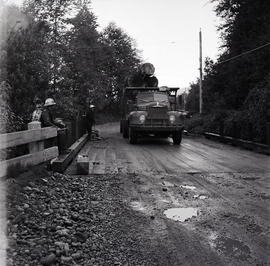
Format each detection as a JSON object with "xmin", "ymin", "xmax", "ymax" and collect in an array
[{"xmin": 120, "ymin": 86, "xmax": 185, "ymax": 144}]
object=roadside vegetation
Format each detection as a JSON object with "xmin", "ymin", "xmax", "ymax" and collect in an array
[
  {"xmin": 1, "ymin": 0, "xmax": 269, "ymax": 144},
  {"xmin": 185, "ymin": 0, "xmax": 270, "ymax": 144},
  {"xmin": 0, "ymin": 0, "xmax": 141, "ymax": 134}
]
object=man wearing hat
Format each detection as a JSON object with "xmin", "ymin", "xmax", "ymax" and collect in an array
[
  {"xmin": 40, "ymin": 98, "xmax": 59, "ymax": 128},
  {"xmin": 31, "ymin": 98, "xmax": 43, "ymax": 122},
  {"xmin": 126, "ymin": 63, "xmax": 159, "ymax": 87},
  {"xmin": 86, "ymin": 104, "xmax": 95, "ymax": 137}
]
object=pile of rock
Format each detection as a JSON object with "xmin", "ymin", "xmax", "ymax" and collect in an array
[{"xmin": 6, "ymin": 172, "xmax": 156, "ymax": 265}]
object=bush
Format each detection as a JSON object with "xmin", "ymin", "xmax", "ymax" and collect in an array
[
  {"xmin": 223, "ymin": 76, "xmax": 269, "ymax": 143},
  {"xmin": 243, "ymin": 77, "xmax": 269, "ymax": 142},
  {"xmin": 186, "ymin": 73, "xmax": 269, "ymax": 144},
  {"xmin": 185, "ymin": 113, "xmax": 212, "ymax": 134},
  {"xmin": 185, "ymin": 110, "xmax": 232, "ymax": 135},
  {"xmin": 0, "ymin": 81, "xmax": 25, "ymax": 134}
]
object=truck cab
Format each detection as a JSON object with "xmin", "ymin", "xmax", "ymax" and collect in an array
[{"xmin": 120, "ymin": 87, "xmax": 184, "ymax": 144}]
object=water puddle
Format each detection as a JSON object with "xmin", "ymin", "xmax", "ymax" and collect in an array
[
  {"xmin": 181, "ymin": 185, "xmax": 196, "ymax": 190},
  {"xmin": 160, "ymin": 199, "xmax": 170, "ymax": 203},
  {"xmin": 193, "ymin": 194, "xmax": 208, "ymax": 200},
  {"xmin": 164, "ymin": 207, "xmax": 198, "ymax": 222},
  {"xmin": 130, "ymin": 201, "xmax": 145, "ymax": 212},
  {"xmin": 161, "ymin": 181, "xmax": 174, "ymax": 187}
]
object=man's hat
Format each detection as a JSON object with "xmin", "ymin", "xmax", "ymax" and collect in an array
[{"xmin": 44, "ymin": 98, "xmax": 56, "ymax": 106}]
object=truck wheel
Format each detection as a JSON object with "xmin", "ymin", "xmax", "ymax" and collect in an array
[
  {"xmin": 123, "ymin": 121, "xmax": 129, "ymax": 138},
  {"xmin": 129, "ymin": 128, "xmax": 137, "ymax": 144},
  {"xmin": 172, "ymin": 131, "xmax": 182, "ymax": 145}
]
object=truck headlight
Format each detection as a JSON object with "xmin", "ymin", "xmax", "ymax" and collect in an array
[
  {"xmin": 139, "ymin": 114, "xmax": 146, "ymax": 124},
  {"xmin": 169, "ymin": 115, "xmax": 176, "ymax": 124}
]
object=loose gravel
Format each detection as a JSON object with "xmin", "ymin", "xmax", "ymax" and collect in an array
[{"xmin": 7, "ymin": 171, "xmax": 157, "ymax": 266}]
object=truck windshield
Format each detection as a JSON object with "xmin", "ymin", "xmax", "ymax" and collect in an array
[{"xmin": 136, "ymin": 92, "xmax": 169, "ymax": 106}]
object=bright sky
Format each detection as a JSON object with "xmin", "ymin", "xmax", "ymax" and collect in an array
[
  {"xmin": 6, "ymin": 0, "xmax": 221, "ymax": 91},
  {"xmin": 91, "ymin": 0, "xmax": 221, "ymax": 90}
]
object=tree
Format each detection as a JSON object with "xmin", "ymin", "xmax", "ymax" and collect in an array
[
  {"xmin": 185, "ymin": 0, "xmax": 270, "ymax": 143},
  {"xmin": 185, "ymin": 81, "xmax": 200, "ymax": 113},
  {"xmin": 1, "ymin": 0, "xmax": 143, "ymax": 129},
  {"xmin": 0, "ymin": 4, "xmax": 52, "ymax": 127},
  {"xmin": 60, "ymin": 5, "xmax": 101, "ymax": 116},
  {"xmin": 23, "ymin": 0, "xmax": 92, "ymax": 93},
  {"xmin": 100, "ymin": 23, "xmax": 141, "ymax": 109},
  {"xmin": 205, "ymin": 0, "xmax": 270, "ymax": 110}
]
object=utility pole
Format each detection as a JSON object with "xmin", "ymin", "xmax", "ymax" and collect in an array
[{"xmin": 199, "ymin": 28, "xmax": 203, "ymax": 114}]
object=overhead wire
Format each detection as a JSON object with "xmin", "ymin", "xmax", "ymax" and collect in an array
[{"xmin": 216, "ymin": 41, "xmax": 270, "ymax": 65}]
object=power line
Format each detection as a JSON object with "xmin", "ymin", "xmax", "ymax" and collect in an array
[{"xmin": 217, "ymin": 41, "xmax": 270, "ymax": 65}]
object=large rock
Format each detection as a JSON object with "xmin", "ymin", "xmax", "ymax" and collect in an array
[
  {"xmin": 40, "ymin": 253, "xmax": 56, "ymax": 265},
  {"xmin": 76, "ymin": 154, "xmax": 89, "ymax": 175}
]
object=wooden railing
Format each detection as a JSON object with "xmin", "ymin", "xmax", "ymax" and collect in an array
[
  {"xmin": 217, "ymin": 120, "xmax": 270, "ymax": 145},
  {"xmin": 0, "ymin": 121, "xmax": 59, "ymax": 178}
]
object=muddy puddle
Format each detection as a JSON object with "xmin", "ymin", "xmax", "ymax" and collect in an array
[
  {"xmin": 193, "ymin": 194, "xmax": 208, "ymax": 200},
  {"xmin": 164, "ymin": 207, "xmax": 198, "ymax": 222},
  {"xmin": 130, "ymin": 201, "xmax": 145, "ymax": 212},
  {"xmin": 161, "ymin": 181, "xmax": 174, "ymax": 187},
  {"xmin": 181, "ymin": 185, "xmax": 196, "ymax": 190}
]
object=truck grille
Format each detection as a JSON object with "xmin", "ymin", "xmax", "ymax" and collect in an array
[
  {"xmin": 145, "ymin": 119, "xmax": 168, "ymax": 126},
  {"xmin": 148, "ymin": 106, "xmax": 168, "ymax": 119}
]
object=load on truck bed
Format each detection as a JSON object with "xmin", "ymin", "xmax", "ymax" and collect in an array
[{"xmin": 120, "ymin": 86, "xmax": 184, "ymax": 144}]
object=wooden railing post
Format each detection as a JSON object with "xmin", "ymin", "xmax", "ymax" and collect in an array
[
  {"xmin": 57, "ymin": 128, "xmax": 68, "ymax": 154},
  {"xmin": 28, "ymin": 121, "xmax": 44, "ymax": 153},
  {"xmin": 82, "ymin": 114, "xmax": 87, "ymax": 135},
  {"xmin": 248, "ymin": 123, "xmax": 253, "ymax": 141},
  {"xmin": 65, "ymin": 121, "xmax": 72, "ymax": 147},
  {"xmin": 219, "ymin": 121, "xmax": 224, "ymax": 136},
  {"xmin": 267, "ymin": 122, "xmax": 270, "ymax": 146},
  {"xmin": 232, "ymin": 122, "xmax": 240, "ymax": 139},
  {"xmin": 267, "ymin": 109, "xmax": 270, "ymax": 146},
  {"xmin": 75, "ymin": 115, "xmax": 79, "ymax": 140}
]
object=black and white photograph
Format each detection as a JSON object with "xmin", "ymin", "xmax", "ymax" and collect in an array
[{"xmin": 0, "ymin": 0, "xmax": 269, "ymax": 265}]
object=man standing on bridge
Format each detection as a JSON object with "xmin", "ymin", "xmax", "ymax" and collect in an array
[
  {"xmin": 86, "ymin": 104, "xmax": 95, "ymax": 137},
  {"xmin": 40, "ymin": 98, "xmax": 59, "ymax": 128}
]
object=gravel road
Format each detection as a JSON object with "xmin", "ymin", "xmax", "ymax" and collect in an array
[{"xmin": 6, "ymin": 122, "xmax": 270, "ymax": 265}]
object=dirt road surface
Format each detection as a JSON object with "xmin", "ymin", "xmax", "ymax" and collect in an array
[{"xmin": 66, "ymin": 122, "xmax": 270, "ymax": 265}]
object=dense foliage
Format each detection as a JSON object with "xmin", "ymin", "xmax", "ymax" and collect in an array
[
  {"xmin": 0, "ymin": 0, "xmax": 141, "ymax": 132},
  {"xmin": 186, "ymin": 0, "xmax": 270, "ymax": 143}
]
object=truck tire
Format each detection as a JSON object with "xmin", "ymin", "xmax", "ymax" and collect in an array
[
  {"xmin": 123, "ymin": 121, "xmax": 129, "ymax": 138},
  {"xmin": 172, "ymin": 131, "xmax": 182, "ymax": 145},
  {"xmin": 129, "ymin": 128, "xmax": 137, "ymax": 144}
]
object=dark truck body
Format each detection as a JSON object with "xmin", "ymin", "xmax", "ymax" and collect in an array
[{"xmin": 120, "ymin": 87, "xmax": 184, "ymax": 144}]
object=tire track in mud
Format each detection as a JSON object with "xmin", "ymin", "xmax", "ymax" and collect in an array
[
  {"xmin": 184, "ymin": 172, "xmax": 270, "ymax": 264},
  {"xmin": 121, "ymin": 173, "xmax": 226, "ymax": 266},
  {"xmin": 117, "ymin": 160, "xmax": 270, "ymax": 264},
  {"xmin": 182, "ymin": 138, "xmax": 270, "ymax": 172},
  {"xmin": 72, "ymin": 123, "xmax": 270, "ymax": 265}
]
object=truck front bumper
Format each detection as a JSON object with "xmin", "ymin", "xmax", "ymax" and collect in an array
[{"xmin": 129, "ymin": 124, "xmax": 184, "ymax": 133}]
